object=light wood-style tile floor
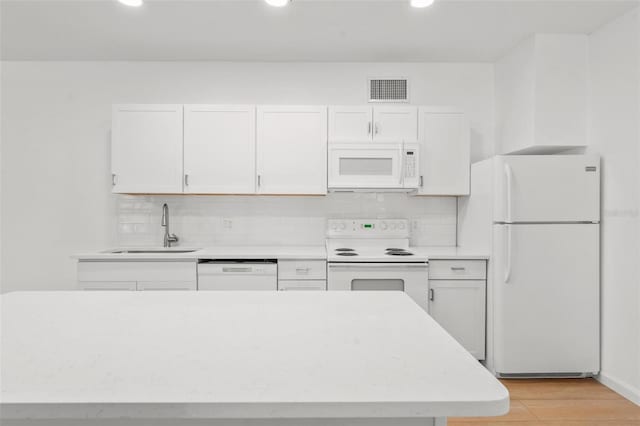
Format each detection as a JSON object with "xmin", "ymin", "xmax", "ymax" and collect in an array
[{"xmin": 449, "ymin": 379, "xmax": 640, "ymax": 426}]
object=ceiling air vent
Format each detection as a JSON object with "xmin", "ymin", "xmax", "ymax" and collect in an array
[{"xmin": 368, "ymin": 78, "xmax": 409, "ymax": 103}]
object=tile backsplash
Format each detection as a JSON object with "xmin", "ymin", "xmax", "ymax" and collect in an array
[{"xmin": 116, "ymin": 193, "xmax": 457, "ymax": 247}]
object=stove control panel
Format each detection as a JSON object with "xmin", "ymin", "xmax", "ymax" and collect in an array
[{"xmin": 327, "ymin": 219, "xmax": 409, "ymax": 238}]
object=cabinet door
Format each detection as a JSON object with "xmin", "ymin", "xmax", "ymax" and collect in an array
[
  {"xmin": 328, "ymin": 106, "xmax": 373, "ymax": 142},
  {"xmin": 184, "ymin": 105, "xmax": 256, "ymax": 194},
  {"xmin": 372, "ymin": 106, "xmax": 418, "ymax": 142},
  {"xmin": 137, "ymin": 281, "xmax": 197, "ymax": 291},
  {"xmin": 417, "ymin": 109, "xmax": 470, "ymax": 195},
  {"xmin": 112, "ymin": 104, "xmax": 183, "ymax": 194},
  {"xmin": 257, "ymin": 106, "xmax": 327, "ymax": 195},
  {"xmin": 428, "ymin": 280, "xmax": 486, "ymax": 360}
]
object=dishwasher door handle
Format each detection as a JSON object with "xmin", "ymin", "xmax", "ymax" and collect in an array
[{"xmin": 222, "ymin": 267, "xmax": 253, "ymax": 273}]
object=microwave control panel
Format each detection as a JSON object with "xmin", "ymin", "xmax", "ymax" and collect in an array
[{"xmin": 405, "ymin": 150, "xmax": 417, "ymax": 178}]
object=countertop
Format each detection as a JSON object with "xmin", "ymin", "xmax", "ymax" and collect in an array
[
  {"xmin": 73, "ymin": 246, "xmax": 489, "ymax": 261},
  {"xmin": 412, "ymin": 247, "xmax": 490, "ymax": 260},
  {"xmin": 73, "ymin": 245, "xmax": 328, "ymax": 261},
  {"xmin": 1, "ymin": 291, "xmax": 508, "ymax": 420}
]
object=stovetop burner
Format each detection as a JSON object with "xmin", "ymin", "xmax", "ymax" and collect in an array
[
  {"xmin": 336, "ymin": 252, "xmax": 359, "ymax": 256},
  {"xmin": 335, "ymin": 248, "xmax": 355, "ymax": 252},
  {"xmin": 386, "ymin": 248, "xmax": 405, "ymax": 251},
  {"xmin": 386, "ymin": 252, "xmax": 414, "ymax": 256}
]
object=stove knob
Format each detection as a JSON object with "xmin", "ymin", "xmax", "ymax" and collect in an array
[
  {"xmin": 390, "ymin": 223, "xmax": 397, "ymax": 230},
  {"xmin": 399, "ymin": 222, "xmax": 406, "ymax": 230},
  {"xmin": 339, "ymin": 223, "xmax": 346, "ymax": 231},
  {"xmin": 380, "ymin": 221, "xmax": 388, "ymax": 230}
]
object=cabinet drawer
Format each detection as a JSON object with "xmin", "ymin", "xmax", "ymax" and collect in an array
[
  {"xmin": 78, "ymin": 260, "xmax": 197, "ymax": 282},
  {"xmin": 428, "ymin": 260, "xmax": 486, "ymax": 280},
  {"xmin": 278, "ymin": 260, "xmax": 326, "ymax": 280},
  {"xmin": 137, "ymin": 281, "xmax": 197, "ymax": 291},
  {"xmin": 278, "ymin": 280, "xmax": 327, "ymax": 291},
  {"xmin": 79, "ymin": 281, "xmax": 137, "ymax": 291}
]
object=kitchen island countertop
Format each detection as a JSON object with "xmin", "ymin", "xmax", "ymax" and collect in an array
[{"xmin": 1, "ymin": 291, "xmax": 507, "ymax": 423}]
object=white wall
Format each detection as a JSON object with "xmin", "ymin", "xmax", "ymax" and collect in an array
[
  {"xmin": 587, "ymin": 8, "xmax": 640, "ymax": 404},
  {"xmin": 495, "ymin": 36, "xmax": 536, "ymax": 153},
  {"xmin": 0, "ymin": 61, "xmax": 495, "ymax": 292},
  {"xmin": 495, "ymin": 34, "xmax": 588, "ymax": 155}
]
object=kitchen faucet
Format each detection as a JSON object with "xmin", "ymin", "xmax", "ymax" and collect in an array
[{"xmin": 161, "ymin": 203, "xmax": 179, "ymax": 248}]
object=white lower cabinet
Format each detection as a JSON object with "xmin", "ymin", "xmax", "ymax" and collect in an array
[
  {"xmin": 78, "ymin": 261, "xmax": 197, "ymax": 291},
  {"xmin": 278, "ymin": 260, "xmax": 327, "ymax": 291},
  {"xmin": 428, "ymin": 260, "xmax": 487, "ymax": 360}
]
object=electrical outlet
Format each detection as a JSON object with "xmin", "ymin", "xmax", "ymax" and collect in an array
[{"xmin": 223, "ymin": 218, "xmax": 233, "ymax": 230}]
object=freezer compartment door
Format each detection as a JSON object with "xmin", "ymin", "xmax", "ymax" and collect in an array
[
  {"xmin": 493, "ymin": 155, "xmax": 600, "ymax": 223},
  {"xmin": 492, "ymin": 224, "xmax": 600, "ymax": 375}
]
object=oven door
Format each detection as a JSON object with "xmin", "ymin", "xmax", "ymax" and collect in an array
[
  {"xmin": 328, "ymin": 143, "xmax": 404, "ymax": 189},
  {"xmin": 327, "ymin": 263, "xmax": 429, "ymax": 312}
]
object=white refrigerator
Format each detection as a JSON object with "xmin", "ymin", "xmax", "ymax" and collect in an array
[{"xmin": 458, "ymin": 155, "xmax": 600, "ymax": 377}]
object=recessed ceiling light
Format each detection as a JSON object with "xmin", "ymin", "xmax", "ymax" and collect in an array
[
  {"xmin": 117, "ymin": 0, "xmax": 143, "ymax": 7},
  {"xmin": 410, "ymin": 0, "xmax": 435, "ymax": 8},
  {"xmin": 265, "ymin": 0, "xmax": 291, "ymax": 7}
]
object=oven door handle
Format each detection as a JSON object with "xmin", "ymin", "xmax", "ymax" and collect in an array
[{"xmin": 329, "ymin": 264, "xmax": 427, "ymax": 270}]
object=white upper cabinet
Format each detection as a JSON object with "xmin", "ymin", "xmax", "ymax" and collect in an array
[
  {"xmin": 417, "ymin": 107, "xmax": 470, "ymax": 196},
  {"xmin": 184, "ymin": 105, "xmax": 256, "ymax": 194},
  {"xmin": 328, "ymin": 106, "xmax": 418, "ymax": 143},
  {"xmin": 111, "ymin": 103, "xmax": 467, "ymax": 196},
  {"xmin": 112, "ymin": 105, "xmax": 184, "ymax": 194},
  {"xmin": 257, "ymin": 106, "xmax": 328, "ymax": 195},
  {"xmin": 328, "ymin": 106, "xmax": 373, "ymax": 142},
  {"xmin": 372, "ymin": 106, "xmax": 418, "ymax": 142}
]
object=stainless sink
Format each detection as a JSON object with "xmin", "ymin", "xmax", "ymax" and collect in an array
[{"xmin": 106, "ymin": 249, "xmax": 199, "ymax": 254}]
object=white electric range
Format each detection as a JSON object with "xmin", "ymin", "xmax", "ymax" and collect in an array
[{"xmin": 326, "ymin": 219, "xmax": 429, "ymax": 311}]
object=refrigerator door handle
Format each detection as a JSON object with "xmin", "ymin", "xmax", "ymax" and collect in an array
[
  {"xmin": 504, "ymin": 163, "xmax": 513, "ymax": 222},
  {"xmin": 504, "ymin": 226, "xmax": 512, "ymax": 283}
]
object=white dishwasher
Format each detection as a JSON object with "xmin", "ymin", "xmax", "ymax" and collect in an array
[{"xmin": 197, "ymin": 260, "xmax": 278, "ymax": 291}]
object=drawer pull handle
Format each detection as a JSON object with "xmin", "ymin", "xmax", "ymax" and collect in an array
[
  {"xmin": 429, "ymin": 288, "xmax": 435, "ymax": 301},
  {"xmin": 451, "ymin": 267, "xmax": 466, "ymax": 271}
]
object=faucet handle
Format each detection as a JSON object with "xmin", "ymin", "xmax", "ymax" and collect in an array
[{"xmin": 161, "ymin": 203, "xmax": 168, "ymax": 226}]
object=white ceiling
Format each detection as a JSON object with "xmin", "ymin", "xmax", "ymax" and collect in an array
[{"xmin": 1, "ymin": 0, "xmax": 638, "ymax": 62}]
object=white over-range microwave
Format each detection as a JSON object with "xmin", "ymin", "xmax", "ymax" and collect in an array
[{"xmin": 328, "ymin": 143, "xmax": 420, "ymax": 192}]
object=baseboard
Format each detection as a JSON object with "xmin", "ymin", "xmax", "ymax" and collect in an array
[{"xmin": 597, "ymin": 372, "xmax": 640, "ymax": 406}]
